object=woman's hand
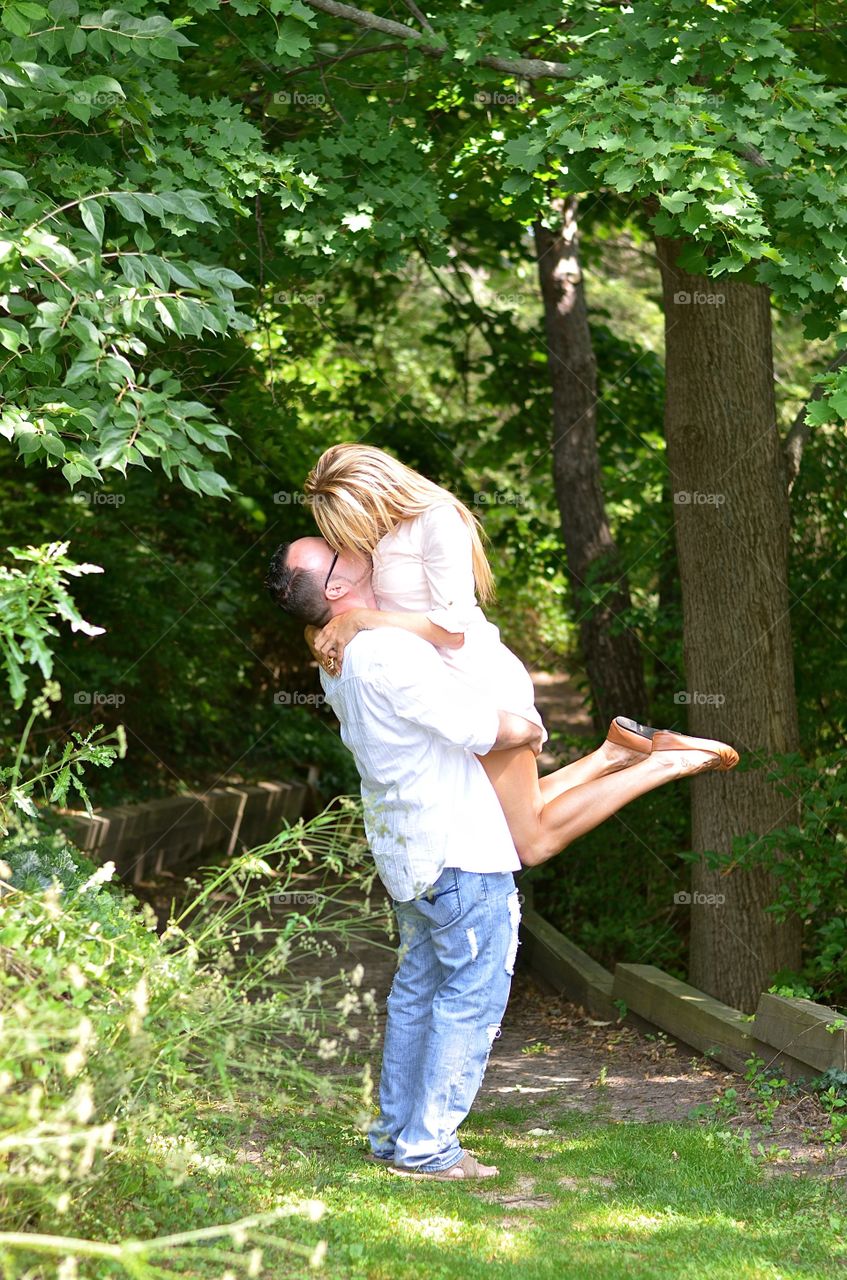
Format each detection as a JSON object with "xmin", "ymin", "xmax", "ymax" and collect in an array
[
  {"xmin": 304, "ymin": 625, "xmax": 332, "ymax": 673},
  {"xmin": 312, "ymin": 610, "xmax": 373, "ymax": 674}
]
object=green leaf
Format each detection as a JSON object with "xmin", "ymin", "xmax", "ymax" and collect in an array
[
  {"xmin": 193, "ymin": 469, "xmax": 230, "ymax": 498},
  {"xmin": 66, "ymin": 25, "xmax": 86, "ymax": 55},
  {"xmin": 177, "ymin": 464, "xmax": 201, "ymax": 493},
  {"xmin": 64, "ymin": 359, "xmax": 95, "ymax": 386},
  {"xmin": 274, "ymin": 18, "xmax": 311, "ymax": 58},
  {"xmin": 119, "ymin": 255, "xmax": 145, "ymax": 286},
  {"xmin": 10, "ymin": 787, "xmax": 38, "ymax": 817},
  {"xmin": 342, "ymin": 211, "xmax": 374, "ymax": 233},
  {"xmin": 139, "ymin": 254, "xmax": 169, "ymax": 289},
  {"xmin": 66, "ymin": 98, "xmax": 91, "ymax": 124},
  {"xmin": 80, "ymin": 198, "xmax": 104, "ymax": 243},
  {"xmin": 154, "ymin": 297, "xmax": 179, "ymax": 331},
  {"xmin": 0, "ymin": 321, "xmax": 22, "ymax": 352},
  {"xmin": 1, "ymin": 7, "xmax": 33, "ymax": 37},
  {"xmin": 83, "ymin": 74, "xmax": 125, "ymax": 98},
  {"xmin": 133, "ymin": 193, "xmax": 165, "ymax": 218},
  {"xmin": 178, "ymin": 192, "xmax": 216, "ymax": 224},
  {"xmin": 111, "ymin": 193, "xmax": 145, "ymax": 224},
  {"xmin": 42, "ymin": 434, "xmax": 66, "ymax": 458},
  {"xmin": 827, "ymin": 388, "xmax": 847, "ymax": 419}
]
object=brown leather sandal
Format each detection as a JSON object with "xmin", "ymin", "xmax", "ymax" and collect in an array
[
  {"xmin": 388, "ymin": 1152, "xmax": 499, "ymax": 1180},
  {"xmin": 651, "ymin": 729, "xmax": 740, "ymax": 771},
  {"xmin": 606, "ymin": 716, "xmax": 657, "ymax": 754}
]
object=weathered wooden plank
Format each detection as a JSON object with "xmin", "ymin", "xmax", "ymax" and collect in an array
[
  {"xmin": 519, "ymin": 899, "xmax": 836, "ymax": 1081},
  {"xmin": 57, "ymin": 779, "xmax": 311, "ymax": 879},
  {"xmin": 753, "ymin": 993, "xmax": 847, "ymax": 1074},
  {"xmin": 613, "ymin": 963, "xmax": 759, "ymax": 1073},
  {"xmin": 519, "ymin": 906, "xmax": 617, "ymax": 1021}
]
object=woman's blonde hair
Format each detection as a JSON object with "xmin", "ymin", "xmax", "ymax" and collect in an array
[{"xmin": 304, "ymin": 444, "xmax": 494, "ymax": 603}]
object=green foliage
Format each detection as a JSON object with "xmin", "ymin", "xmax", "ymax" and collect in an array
[
  {"xmin": 0, "ymin": 542, "xmax": 126, "ymax": 830},
  {"xmin": 790, "ymin": 414, "xmax": 847, "ymax": 749},
  {"xmin": 0, "ymin": 541, "xmax": 104, "ymax": 708},
  {"xmin": 743, "ymin": 1055, "xmax": 791, "ymax": 1129},
  {"xmin": 527, "ymin": 781, "xmax": 691, "ymax": 977},
  {"xmin": 0, "ymin": 803, "xmax": 387, "ymax": 1272},
  {"xmin": 810, "ymin": 1071, "xmax": 847, "ymax": 1144},
  {"xmin": 0, "ymin": 0, "xmax": 314, "ymax": 493},
  {"xmin": 699, "ymin": 753, "xmax": 847, "ymax": 1005}
]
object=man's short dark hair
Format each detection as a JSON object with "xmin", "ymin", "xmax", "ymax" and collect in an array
[{"xmin": 265, "ymin": 543, "xmax": 331, "ymax": 626}]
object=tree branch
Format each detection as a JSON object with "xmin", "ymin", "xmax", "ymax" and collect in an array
[
  {"xmin": 402, "ymin": 0, "xmax": 435, "ymax": 36},
  {"xmin": 784, "ymin": 347, "xmax": 847, "ymax": 490},
  {"xmin": 282, "ymin": 39, "xmax": 408, "ymax": 78},
  {"xmin": 301, "ymin": 0, "xmax": 574, "ymax": 79}
]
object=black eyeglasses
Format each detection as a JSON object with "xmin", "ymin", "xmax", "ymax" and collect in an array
[{"xmin": 324, "ymin": 550, "xmax": 339, "ymax": 591}]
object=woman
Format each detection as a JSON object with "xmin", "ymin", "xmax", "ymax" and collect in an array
[{"xmin": 303, "ymin": 444, "xmax": 738, "ymax": 867}]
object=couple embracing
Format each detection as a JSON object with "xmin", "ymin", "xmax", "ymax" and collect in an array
[{"xmin": 265, "ymin": 444, "xmax": 738, "ymax": 1182}]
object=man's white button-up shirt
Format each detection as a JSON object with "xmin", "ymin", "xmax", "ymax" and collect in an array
[{"xmin": 319, "ymin": 627, "xmax": 521, "ymax": 902}]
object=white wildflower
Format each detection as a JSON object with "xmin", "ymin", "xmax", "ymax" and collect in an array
[
  {"xmin": 78, "ymin": 861, "xmax": 115, "ymax": 893},
  {"xmin": 127, "ymin": 975, "xmax": 148, "ymax": 1035},
  {"xmin": 63, "ymin": 1046, "xmax": 86, "ymax": 1078},
  {"xmin": 27, "ymin": 1084, "xmax": 44, "ymax": 1119},
  {"xmin": 74, "ymin": 1083, "xmax": 94, "ymax": 1123}
]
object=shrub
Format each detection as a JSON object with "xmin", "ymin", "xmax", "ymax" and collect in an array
[{"xmin": 0, "ymin": 800, "xmax": 388, "ymax": 1276}]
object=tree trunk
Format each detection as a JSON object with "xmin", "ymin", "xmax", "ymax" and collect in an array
[
  {"xmin": 654, "ymin": 236, "xmax": 802, "ymax": 1011},
  {"xmin": 533, "ymin": 198, "xmax": 646, "ymax": 730}
]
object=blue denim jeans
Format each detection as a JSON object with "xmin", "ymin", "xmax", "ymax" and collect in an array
[{"xmin": 368, "ymin": 866, "xmax": 522, "ymax": 1172}]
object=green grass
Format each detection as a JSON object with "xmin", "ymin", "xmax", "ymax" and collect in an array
[{"xmin": 90, "ymin": 1097, "xmax": 847, "ymax": 1280}]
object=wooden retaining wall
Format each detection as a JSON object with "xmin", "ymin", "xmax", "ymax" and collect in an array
[
  {"xmin": 518, "ymin": 877, "xmax": 847, "ymax": 1083},
  {"xmin": 56, "ymin": 808, "xmax": 847, "ymax": 1082},
  {"xmin": 59, "ymin": 780, "xmax": 311, "ymax": 884}
]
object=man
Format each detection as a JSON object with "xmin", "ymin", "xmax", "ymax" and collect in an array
[{"xmin": 265, "ymin": 537, "xmax": 543, "ymax": 1181}]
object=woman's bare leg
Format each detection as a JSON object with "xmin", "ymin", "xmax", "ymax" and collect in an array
[
  {"xmin": 537, "ymin": 739, "xmax": 645, "ymax": 802},
  {"xmin": 480, "ymin": 745, "xmax": 722, "ymax": 867}
]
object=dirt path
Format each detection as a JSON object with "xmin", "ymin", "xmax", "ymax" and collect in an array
[{"xmin": 529, "ymin": 669, "xmax": 594, "ymax": 772}]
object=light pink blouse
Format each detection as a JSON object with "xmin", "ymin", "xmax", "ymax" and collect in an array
[{"xmin": 372, "ymin": 504, "xmax": 545, "ymax": 733}]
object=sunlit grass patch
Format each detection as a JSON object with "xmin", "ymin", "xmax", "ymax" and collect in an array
[{"xmin": 248, "ymin": 1103, "xmax": 847, "ymax": 1279}]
